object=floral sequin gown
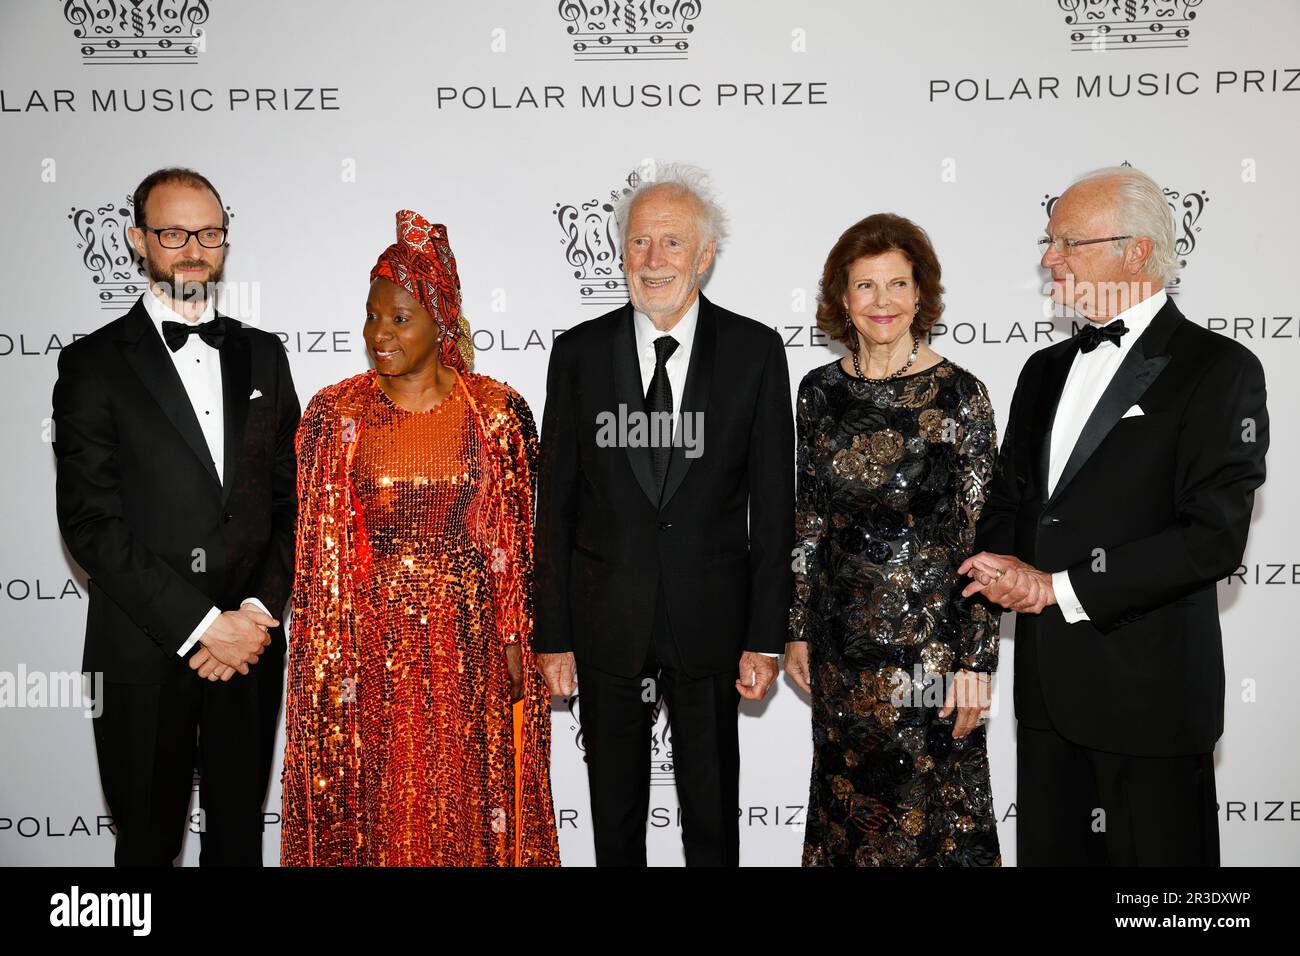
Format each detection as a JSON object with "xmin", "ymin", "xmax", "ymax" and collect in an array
[
  {"xmin": 790, "ymin": 358, "xmax": 1002, "ymax": 867},
  {"xmin": 282, "ymin": 370, "xmax": 560, "ymax": 866}
]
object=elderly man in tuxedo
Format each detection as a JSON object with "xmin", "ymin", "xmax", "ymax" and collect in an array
[
  {"xmin": 960, "ymin": 166, "xmax": 1268, "ymax": 866},
  {"xmin": 533, "ymin": 163, "xmax": 794, "ymax": 866},
  {"xmin": 53, "ymin": 167, "xmax": 299, "ymax": 865}
]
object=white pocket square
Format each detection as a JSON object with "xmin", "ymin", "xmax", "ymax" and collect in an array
[
  {"xmin": 1121, "ymin": 404, "xmax": 1144, "ymax": 419},
  {"xmin": 249, "ymin": 388, "xmax": 263, "ymax": 400}
]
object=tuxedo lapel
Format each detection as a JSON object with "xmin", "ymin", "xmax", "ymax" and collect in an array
[
  {"xmin": 660, "ymin": 294, "xmax": 715, "ymax": 509},
  {"xmin": 1044, "ymin": 299, "xmax": 1181, "ymax": 509},
  {"xmin": 115, "ymin": 299, "xmax": 221, "ymax": 490},
  {"xmin": 219, "ymin": 319, "xmax": 251, "ymax": 504},
  {"xmin": 610, "ymin": 304, "xmax": 660, "ymax": 506},
  {"xmin": 1033, "ymin": 343, "xmax": 1077, "ymax": 502}
]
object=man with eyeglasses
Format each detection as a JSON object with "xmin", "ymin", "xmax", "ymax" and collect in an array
[
  {"xmin": 957, "ymin": 166, "xmax": 1268, "ymax": 866},
  {"xmin": 52, "ymin": 167, "xmax": 300, "ymax": 865}
]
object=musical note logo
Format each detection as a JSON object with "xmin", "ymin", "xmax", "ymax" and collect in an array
[
  {"xmin": 69, "ymin": 198, "xmax": 145, "ymax": 309},
  {"xmin": 649, "ymin": 691, "xmax": 675, "ymax": 787},
  {"xmin": 554, "ymin": 168, "xmax": 644, "ymax": 307},
  {"xmin": 70, "ymin": 194, "xmax": 235, "ymax": 307},
  {"xmin": 1058, "ymin": 0, "xmax": 1205, "ymax": 52},
  {"xmin": 63, "ymin": 0, "xmax": 211, "ymax": 65},
  {"xmin": 564, "ymin": 679, "xmax": 677, "ymax": 785},
  {"xmin": 558, "ymin": 0, "xmax": 703, "ymax": 62}
]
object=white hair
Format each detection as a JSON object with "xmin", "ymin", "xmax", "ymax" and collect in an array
[
  {"xmin": 612, "ymin": 161, "xmax": 729, "ymax": 259},
  {"xmin": 1069, "ymin": 165, "xmax": 1179, "ymax": 284}
]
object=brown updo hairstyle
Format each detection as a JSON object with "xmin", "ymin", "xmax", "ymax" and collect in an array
[{"xmin": 816, "ymin": 213, "xmax": 945, "ymax": 348}]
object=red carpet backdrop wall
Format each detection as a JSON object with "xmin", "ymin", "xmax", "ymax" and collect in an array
[{"xmin": 1, "ymin": 0, "xmax": 1296, "ymax": 865}]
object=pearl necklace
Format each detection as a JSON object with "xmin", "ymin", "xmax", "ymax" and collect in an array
[{"xmin": 851, "ymin": 334, "xmax": 920, "ymax": 381}]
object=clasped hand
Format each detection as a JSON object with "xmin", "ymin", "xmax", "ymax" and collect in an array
[
  {"xmin": 189, "ymin": 604, "xmax": 276, "ymax": 682},
  {"xmin": 957, "ymin": 552, "xmax": 1056, "ymax": 615}
]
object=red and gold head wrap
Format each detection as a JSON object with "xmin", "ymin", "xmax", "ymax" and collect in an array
[{"xmin": 369, "ymin": 210, "xmax": 474, "ymax": 373}]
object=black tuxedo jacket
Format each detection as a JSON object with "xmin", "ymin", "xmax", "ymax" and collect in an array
[
  {"xmin": 53, "ymin": 297, "xmax": 300, "ymax": 684},
  {"xmin": 533, "ymin": 294, "xmax": 795, "ymax": 677},
  {"xmin": 974, "ymin": 297, "xmax": 1268, "ymax": 756}
]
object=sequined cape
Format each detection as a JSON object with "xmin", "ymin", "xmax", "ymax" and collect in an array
[{"xmin": 281, "ymin": 369, "xmax": 560, "ymax": 866}]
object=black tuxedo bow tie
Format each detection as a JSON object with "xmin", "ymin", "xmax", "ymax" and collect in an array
[
  {"xmin": 162, "ymin": 316, "xmax": 227, "ymax": 353},
  {"xmin": 1075, "ymin": 319, "xmax": 1128, "ymax": 354}
]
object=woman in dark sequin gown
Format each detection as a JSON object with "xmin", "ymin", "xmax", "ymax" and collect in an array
[{"xmin": 786, "ymin": 214, "xmax": 1002, "ymax": 867}]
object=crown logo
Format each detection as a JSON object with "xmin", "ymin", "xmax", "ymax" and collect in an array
[
  {"xmin": 63, "ymin": 0, "xmax": 211, "ymax": 65},
  {"xmin": 1058, "ymin": 0, "xmax": 1203, "ymax": 51},
  {"xmin": 568, "ymin": 690, "xmax": 675, "ymax": 785},
  {"xmin": 70, "ymin": 195, "xmax": 234, "ymax": 308},
  {"xmin": 558, "ymin": 0, "xmax": 702, "ymax": 62},
  {"xmin": 554, "ymin": 169, "xmax": 643, "ymax": 307},
  {"xmin": 648, "ymin": 696, "xmax": 675, "ymax": 787},
  {"xmin": 1040, "ymin": 163, "xmax": 1207, "ymax": 293},
  {"xmin": 69, "ymin": 198, "xmax": 145, "ymax": 309}
]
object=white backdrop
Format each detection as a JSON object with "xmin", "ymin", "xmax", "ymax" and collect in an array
[{"xmin": 1, "ymin": 0, "xmax": 1297, "ymax": 866}]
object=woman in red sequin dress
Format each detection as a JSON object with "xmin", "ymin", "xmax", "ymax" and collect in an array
[{"xmin": 281, "ymin": 211, "xmax": 560, "ymax": 866}]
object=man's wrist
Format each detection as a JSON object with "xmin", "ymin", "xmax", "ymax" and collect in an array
[
  {"xmin": 177, "ymin": 605, "xmax": 220, "ymax": 657},
  {"xmin": 1034, "ymin": 569, "xmax": 1058, "ymax": 606},
  {"xmin": 1052, "ymin": 569, "xmax": 1087, "ymax": 622}
]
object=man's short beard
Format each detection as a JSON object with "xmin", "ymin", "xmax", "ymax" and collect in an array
[{"xmin": 147, "ymin": 256, "xmax": 225, "ymax": 304}]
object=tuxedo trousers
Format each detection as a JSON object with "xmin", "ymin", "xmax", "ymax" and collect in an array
[
  {"xmin": 575, "ymin": 585, "xmax": 741, "ymax": 866},
  {"xmin": 1016, "ymin": 722, "xmax": 1219, "ymax": 866},
  {"xmin": 1015, "ymin": 630, "xmax": 1218, "ymax": 866},
  {"xmin": 91, "ymin": 643, "xmax": 284, "ymax": 866}
]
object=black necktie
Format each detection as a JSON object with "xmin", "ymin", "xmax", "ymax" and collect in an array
[
  {"xmin": 1075, "ymin": 319, "xmax": 1128, "ymax": 354},
  {"xmin": 645, "ymin": 335, "xmax": 679, "ymax": 498},
  {"xmin": 162, "ymin": 316, "xmax": 227, "ymax": 353}
]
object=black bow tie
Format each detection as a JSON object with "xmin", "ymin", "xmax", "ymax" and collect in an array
[
  {"xmin": 162, "ymin": 316, "xmax": 227, "ymax": 353},
  {"xmin": 1075, "ymin": 319, "xmax": 1128, "ymax": 354}
]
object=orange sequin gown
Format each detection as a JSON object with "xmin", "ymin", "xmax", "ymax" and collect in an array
[{"xmin": 281, "ymin": 369, "xmax": 559, "ymax": 866}]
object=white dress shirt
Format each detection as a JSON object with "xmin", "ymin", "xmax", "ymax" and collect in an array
[
  {"xmin": 1048, "ymin": 288, "xmax": 1167, "ymax": 623},
  {"xmin": 144, "ymin": 287, "xmax": 224, "ymax": 481},
  {"xmin": 142, "ymin": 289, "xmax": 270, "ymax": 656},
  {"xmin": 633, "ymin": 294, "xmax": 699, "ymax": 424}
]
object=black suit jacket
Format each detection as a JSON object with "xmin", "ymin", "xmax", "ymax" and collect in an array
[
  {"xmin": 974, "ymin": 297, "xmax": 1268, "ymax": 756},
  {"xmin": 53, "ymin": 297, "xmax": 300, "ymax": 684},
  {"xmin": 533, "ymin": 294, "xmax": 795, "ymax": 677}
]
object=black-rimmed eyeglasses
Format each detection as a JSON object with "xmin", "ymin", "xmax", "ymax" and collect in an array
[{"xmin": 141, "ymin": 225, "xmax": 228, "ymax": 249}]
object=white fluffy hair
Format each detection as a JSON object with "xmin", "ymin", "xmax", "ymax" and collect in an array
[
  {"xmin": 612, "ymin": 161, "xmax": 729, "ymax": 257},
  {"xmin": 1069, "ymin": 165, "xmax": 1179, "ymax": 284}
]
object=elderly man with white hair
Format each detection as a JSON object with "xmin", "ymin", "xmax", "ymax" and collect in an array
[
  {"xmin": 533, "ymin": 163, "xmax": 794, "ymax": 866},
  {"xmin": 959, "ymin": 166, "xmax": 1269, "ymax": 865}
]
